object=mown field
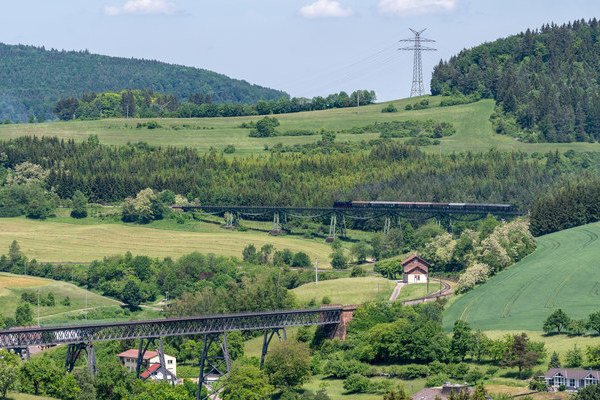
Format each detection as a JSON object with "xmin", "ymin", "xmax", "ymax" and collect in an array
[
  {"xmin": 444, "ymin": 222, "xmax": 600, "ymax": 332},
  {"xmin": 0, "ymin": 272, "xmax": 119, "ymax": 324},
  {"xmin": 0, "ymin": 217, "xmax": 334, "ymax": 265},
  {"xmin": 2, "ymin": 97, "xmax": 599, "ymax": 154},
  {"xmin": 291, "ymin": 276, "xmax": 396, "ymax": 306}
]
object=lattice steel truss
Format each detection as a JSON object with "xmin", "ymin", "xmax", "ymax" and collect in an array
[
  {"xmin": 0, "ymin": 308, "xmax": 342, "ymax": 349},
  {"xmin": 399, "ymin": 28, "xmax": 437, "ymax": 97}
]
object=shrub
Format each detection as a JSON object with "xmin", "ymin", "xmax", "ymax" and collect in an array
[
  {"xmin": 343, "ymin": 374, "xmax": 371, "ymax": 393},
  {"xmin": 292, "ymin": 252, "xmax": 311, "ymax": 268},
  {"xmin": 350, "ymin": 266, "xmax": 366, "ymax": 277},
  {"xmin": 321, "ymin": 296, "xmax": 331, "ymax": 305},
  {"xmin": 425, "ymin": 374, "xmax": 449, "ymax": 388},
  {"xmin": 456, "ymin": 262, "xmax": 491, "ymax": 293},
  {"xmin": 389, "ymin": 364, "xmax": 429, "ymax": 379},
  {"xmin": 224, "ymin": 145, "xmax": 236, "ymax": 154},
  {"xmin": 324, "ymin": 358, "xmax": 369, "ymax": 378},
  {"xmin": 381, "ymin": 104, "xmax": 398, "ymax": 113}
]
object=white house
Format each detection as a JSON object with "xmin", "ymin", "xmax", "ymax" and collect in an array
[
  {"xmin": 117, "ymin": 349, "xmax": 177, "ymax": 379},
  {"xmin": 402, "ymin": 255, "xmax": 430, "ymax": 284},
  {"xmin": 544, "ymin": 368, "xmax": 600, "ymax": 390}
]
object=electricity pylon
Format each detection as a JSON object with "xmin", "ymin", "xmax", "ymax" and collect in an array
[{"xmin": 399, "ymin": 28, "xmax": 436, "ymax": 97}]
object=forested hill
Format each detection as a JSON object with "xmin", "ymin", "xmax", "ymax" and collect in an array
[
  {"xmin": 0, "ymin": 42, "xmax": 288, "ymax": 122},
  {"xmin": 431, "ymin": 18, "xmax": 600, "ymax": 143}
]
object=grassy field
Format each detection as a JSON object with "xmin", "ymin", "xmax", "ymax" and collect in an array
[
  {"xmin": 0, "ymin": 217, "xmax": 335, "ymax": 264},
  {"xmin": 2, "ymin": 97, "xmax": 599, "ymax": 154},
  {"xmin": 395, "ymin": 283, "xmax": 439, "ymax": 302},
  {"xmin": 444, "ymin": 222, "xmax": 600, "ymax": 332},
  {"xmin": 7, "ymin": 394, "xmax": 59, "ymax": 400},
  {"xmin": 0, "ymin": 272, "xmax": 119, "ymax": 324},
  {"xmin": 291, "ymin": 277, "xmax": 395, "ymax": 306}
]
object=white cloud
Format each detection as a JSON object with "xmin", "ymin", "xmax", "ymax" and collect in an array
[
  {"xmin": 377, "ymin": 0, "xmax": 459, "ymax": 16},
  {"xmin": 104, "ymin": 0, "xmax": 178, "ymax": 16},
  {"xmin": 300, "ymin": 0, "xmax": 354, "ymax": 19}
]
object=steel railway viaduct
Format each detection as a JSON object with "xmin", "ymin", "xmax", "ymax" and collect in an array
[
  {"xmin": 174, "ymin": 203, "xmax": 522, "ymax": 239},
  {"xmin": 0, "ymin": 307, "xmax": 355, "ymax": 400}
]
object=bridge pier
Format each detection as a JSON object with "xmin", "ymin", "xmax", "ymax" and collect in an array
[
  {"xmin": 198, "ymin": 332, "xmax": 230, "ymax": 400},
  {"xmin": 14, "ymin": 347, "xmax": 30, "ymax": 362},
  {"xmin": 223, "ymin": 212, "xmax": 235, "ymax": 229},
  {"xmin": 66, "ymin": 342, "xmax": 97, "ymax": 376},
  {"xmin": 383, "ymin": 216, "xmax": 391, "ymax": 235},
  {"xmin": 326, "ymin": 214, "xmax": 346, "ymax": 242},
  {"xmin": 259, "ymin": 327, "xmax": 287, "ymax": 370},
  {"xmin": 136, "ymin": 337, "xmax": 170, "ymax": 383},
  {"xmin": 269, "ymin": 212, "xmax": 282, "ymax": 235}
]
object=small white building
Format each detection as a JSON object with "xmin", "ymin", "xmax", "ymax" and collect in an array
[
  {"xmin": 117, "ymin": 349, "xmax": 177, "ymax": 378},
  {"xmin": 402, "ymin": 255, "xmax": 430, "ymax": 284},
  {"xmin": 544, "ymin": 368, "xmax": 600, "ymax": 390}
]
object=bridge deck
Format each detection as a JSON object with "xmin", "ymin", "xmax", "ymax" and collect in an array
[{"xmin": 0, "ymin": 308, "xmax": 342, "ymax": 348}]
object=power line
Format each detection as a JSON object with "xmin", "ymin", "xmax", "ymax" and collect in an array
[{"xmin": 399, "ymin": 28, "xmax": 437, "ymax": 97}]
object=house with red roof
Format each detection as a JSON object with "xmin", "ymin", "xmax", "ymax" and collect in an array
[
  {"xmin": 402, "ymin": 255, "xmax": 429, "ymax": 284},
  {"xmin": 117, "ymin": 349, "xmax": 177, "ymax": 381}
]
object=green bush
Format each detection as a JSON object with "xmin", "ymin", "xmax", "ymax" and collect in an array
[
  {"xmin": 425, "ymin": 374, "xmax": 449, "ymax": 388},
  {"xmin": 343, "ymin": 374, "xmax": 371, "ymax": 393},
  {"xmin": 381, "ymin": 104, "xmax": 398, "ymax": 113},
  {"xmin": 324, "ymin": 358, "xmax": 369, "ymax": 378},
  {"xmin": 224, "ymin": 145, "xmax": 236, "ymax": 154}
]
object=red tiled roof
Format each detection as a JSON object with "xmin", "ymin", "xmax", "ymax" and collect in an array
[
  {"xmin": 140, "ymin": 363, "xmax": 161, "ymax": 379},
  {"xmin": 401, "ymin": 254, "xmax": 430, "ymax": 267},
  {"xmin": 117, "ymin": 349, "xmax": 158, "ymax": 360},
  {"xmin": 140, "ymin": 363, "xmax": 177, "ymax": 380},
  {"xmin": 405, "ymin": 265, "xmax": 428, "ymax": 274}
]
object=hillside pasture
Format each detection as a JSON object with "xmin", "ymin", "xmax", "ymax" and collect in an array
[
  {"xmin": 444, "ymin": 223, "xmax": 600, "ymax": 331},
  {"xmin": 0, "ymin": 217, "xmax": 334, "ymax": 264},
  {"xmin": 0, "ymin": 272, "xmax": 118, "ymax": 322},
  {"xmin": 2, "ymin": 97, "xmax": 599, "ymax": 154}
]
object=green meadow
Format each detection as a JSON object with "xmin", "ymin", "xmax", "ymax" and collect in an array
[
  {"xmin": 444, "ymin": 222, "xmax": 600, "ymax": 332},
  {"xmin": 2, "ymin": 97, "xmax": 599, "ymax": 154}
]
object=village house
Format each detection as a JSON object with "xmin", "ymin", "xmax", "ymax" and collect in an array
[
  {"xmin": 117, "ymin": 349, "xmax": 177, "ymax": 382},
  {"xmin": 402, "ymin": 255, "xmax": 430, "ymax": 284},
  {"xmin": 543, "ymin": 368, "xmax": 600, "ymax": 390}
]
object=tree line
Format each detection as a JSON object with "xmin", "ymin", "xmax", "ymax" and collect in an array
[
  {"xmin": 0, "ymin": 137, "xmax": 575, "ymax": 212},
  {"xmin": 431, "ymin": 19, "xmax": 600, "ymax": 143},
  {"xmin": 53, "ymin": 89, "xmax": 376, "ymax": 121}
]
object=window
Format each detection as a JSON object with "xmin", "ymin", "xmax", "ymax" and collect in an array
[
  {"xmin": 569, "ymin": 379, "xmax": 575, "ymax": 387},
  {"xmin": 168, "ymin": 360, "xmax": 173, "ymax": 364}
]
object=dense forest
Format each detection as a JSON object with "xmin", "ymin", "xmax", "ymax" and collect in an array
[
  {"xmin": 52, "ymin": 89, "xmax": 377, "ymax": 120},
  {"xmin": 0, "ymin": 42, "xmax": 287, "ymax": 122},
  {"xmin": 431, "ymin": 19, "xmax": 600, "ymax": 143},
  {"xmin": 0, "ymin": 137, "xmax": 587, "ymax": 211}
]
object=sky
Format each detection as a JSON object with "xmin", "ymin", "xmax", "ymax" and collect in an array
[{"xmin": 1, "ymin": 0, "xmax": 599, "ymax": 102}]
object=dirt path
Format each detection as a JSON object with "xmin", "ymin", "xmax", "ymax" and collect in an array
[{"xmin": 389, "ymin": 281, "xmax": 406, "ymax": 301}]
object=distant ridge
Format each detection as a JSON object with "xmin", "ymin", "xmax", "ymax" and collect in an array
[{"xmin": 0, "ymin": 42, "xmax": 288, "ymax": 121}]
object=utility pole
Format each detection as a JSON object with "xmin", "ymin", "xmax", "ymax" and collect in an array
[
  {"xmin": 356, "ymin": 91, "xmax": 360, "ymax": 114},
  {"xmin": 85, "ymin": 286, "xmax": 88, "ymax": 321},
  {"xmin": 315, "ymin": 258, "xmax": 318, "ymax": 285},
  {"xmin": 399, "ymin": 29, "xmax": 437, "ymax": 97},
  {"xmin": 37, "ymin": 289, "xmax": 40, "ymax": 326}
]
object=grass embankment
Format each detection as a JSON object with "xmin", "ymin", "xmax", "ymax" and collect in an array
[
  {"xmin": 395, "ymin": 283, "xmax": 440, "ymax": 302},
  {"xmin": 292, "ymin": 277, "xmax": 395, "ymax": 306},
  {"xmin": 0, "ymin": 216, "xmax": 334, "ymax": 264},
  {"xmin": 0, "ymin": 272, "xmax": 121, "ymax": 325},
  {"xmin": 2, "ymin": 97, "xmax": 599, "ymax": 154},
  {"xmin": 6, "ymin": 393, "xmax": 59, "ymax": 400},
  {"xmin": 445, "ymin": 222, "xmax": 600, "ymax": 332}
]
